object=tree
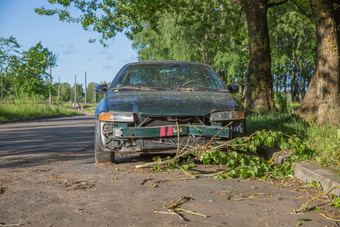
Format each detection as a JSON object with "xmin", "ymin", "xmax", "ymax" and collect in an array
[
  {"xmin": 86, "ymin": 82, "xmax": 97, "ymax": 103},
  {"xmin": 297, "ymin": 0, "xmax": 340, "ymax": 125},
  {"xmin": 35, "ymin": 0, "xmax": 288, "ymax": 112},
  {"xmin": 17, "ymin": 42, "xmax": 57, "ymax": 97},
  {"xmin": 0, "ymin": 36, "xmax": 20, "ymax": 100},
  {"xmin": 59, "ymin": 82, "xmax": 72, "ymax": 102},
  {"xmin": 0, "ymin": 39, "xmax": 57, "ymax": 101},
  {"xmin": 132, "ymin": 1, "xmax": 249, "ymax": 88},
  {"xmin": 268, "ymin": 1, "xmax": 316, "ymax": 100}
]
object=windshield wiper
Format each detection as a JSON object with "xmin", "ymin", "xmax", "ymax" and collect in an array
[
  {"xmin": 170, "ymin": 86, "xmax": 210, "ymax": 91},
  {"xmin": 109, "ymin": 86, "xmax": 166, "ymax": 91}
]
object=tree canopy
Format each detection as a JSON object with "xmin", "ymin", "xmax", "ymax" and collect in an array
[{"xmin": 34, "ymin": 0, "xmax": 340, "ymax": 124}]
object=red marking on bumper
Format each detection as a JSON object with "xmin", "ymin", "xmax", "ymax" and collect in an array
[
  {"xmin": 160, "ymin": 127, "xmax": 166, "ymax": 137},
  {"xmin": 167, "ymin": 126, "xmax": 173, "ymax": 136}
]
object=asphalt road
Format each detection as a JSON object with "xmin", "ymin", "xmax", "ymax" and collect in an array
[{"xmin": 0, "ymin": 114, "xmax": 337, "ymax": 226}]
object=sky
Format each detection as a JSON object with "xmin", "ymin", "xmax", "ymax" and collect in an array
[{"xmin": 0, "ymin": 0, "xmax": 138, "ymax": 86}]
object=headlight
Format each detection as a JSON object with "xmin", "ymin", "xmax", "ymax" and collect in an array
[
  {"xmin": 210, "ymin": 111, "xmax": 244, "ymax": 121},
  {"xmin": 99, "ymin": 112, "xmax": 134, "ymax": 122}
]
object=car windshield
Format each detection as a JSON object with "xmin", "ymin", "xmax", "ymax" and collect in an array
[{"xmin": 110, "ymin": 62, "xmax": 226, "ymax": 90}]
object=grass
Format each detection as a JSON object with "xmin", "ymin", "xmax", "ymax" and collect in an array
[
  {"xmin": 246, "ymin": 106, "xmax": 340, "ymax": 172},
  {"xmin": 0, "ymin": 102, "xmax": 79, "ymax": 122}
]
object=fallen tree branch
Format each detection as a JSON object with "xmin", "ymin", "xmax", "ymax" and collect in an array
[
  {"xmin": 136, "ymin": 147, "xmax": 196, "ymax": 168},
  {"xmin": 177, "ymin": 165, "xmax": 197, "ymax": 179},
  {"xmin": 294, "ymin": 186, "xmax": 340, "ymax": 213}
]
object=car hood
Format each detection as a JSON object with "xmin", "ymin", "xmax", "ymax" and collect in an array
[{"xmin": 104, "ymin": 90, "xmax": 239, "ymax": 116}]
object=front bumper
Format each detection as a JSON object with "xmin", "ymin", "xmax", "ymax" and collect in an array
[{"xmin": 112, "ymin": 125, "xmax": 230, "ymax": 139}]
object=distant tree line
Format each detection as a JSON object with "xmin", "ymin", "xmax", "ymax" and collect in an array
[
  {"xmin": 52, "ymin": 81, "xmax": 106, "ymax": 103},
  {"xmin": 0, "ymin": 36, "xmax": 106, "ymax": 103}
]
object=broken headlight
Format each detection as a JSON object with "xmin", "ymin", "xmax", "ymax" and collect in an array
[
  {"xmin": 99, "ymin": 112, "xmax": 134, "ymax": 122},
  {"xmin": 210, "ymin": 111, "xmax": 244, "ymax": 122}
]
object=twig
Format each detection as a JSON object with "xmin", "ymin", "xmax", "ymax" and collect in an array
[
  {"xmin": 155, "ymin": 195, "xmax": 206, "ymax": 221},
  {"xmin": 197, "ymin": 169, "xmax": 230, "ymax": 177},
  {"xmin": 170, "ymin": 209, "xmax": 187, "ymax": 221},
  {"xmin": 317, "ymin": 212, "xmax": 340, "ymax": 222},
  {"xmin": 178, "ymin": 136, "xmax": 191, "ymax": 155},
  {"xmin": 177, "ymin": 208, "xmax": 208, "ymax": 218},
  {"xmin": 141, "ymin": 177, "xmax": 151, "ymax": 185},
  {"xmin": 215, "ymin": 131, "xmax": 258, "ymax": 149},
  {"xmin": 227, "ymin": 187, "xmax": 235, "ymax": 200},
  {"xmin": 135, "ymin": 148, "xmax": 196, "ymax": 168},
  {"xmin": 153, "ymin": 209, "xmax": 176, "ymax": 215},
  {"xmin": 0, "ymin": 220, "xmax": 26, "ymax": 226},
  {"xmin": 294, "ymin": 186, "xmax": 340, "ymax": 213},
  {"xmin": 153, "ymin": 209, "xmax": 185, "ymax": 220},
  {"xmin": 177, "ymin": 165, "xmax": 196, "ymax": 179},
  {"xmin": 176, "ymin": 121, "xmax": 180, "ymax": 154},
  {"xmin": 206, "ymin": 121, "xmax": 233, "ymax": 147}
]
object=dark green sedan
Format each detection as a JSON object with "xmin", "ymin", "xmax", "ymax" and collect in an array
[{"xmin": 94, "ymin": 61, "xmax": 245, "ymax": 163}]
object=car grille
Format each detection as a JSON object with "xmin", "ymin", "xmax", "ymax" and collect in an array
[{"xmin": 138, "ymin": 116, "xmax": 208, "ymax": 127}]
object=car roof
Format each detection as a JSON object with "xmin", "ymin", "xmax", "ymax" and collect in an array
[{"xmin": 124, "ymin": 61, "xmax": 211, "ymax": 68}]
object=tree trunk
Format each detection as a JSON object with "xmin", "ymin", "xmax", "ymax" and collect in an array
[
  {"xmin": 275, "ymin": 74, "xmax": 278, "ymax": 93},
  {"xmin": 283, "ymin": 73, "xmax": 287, "ymax": 95},
  {"xmin": 291, "ymin": 52, "xmax": 297, "ymax": 102},
  {"xmin": 301, "ymin": 63, "xmax": 306, "ymax": 99},
  {"xmin": 298, "ymin": 61, "xmax": 303, "ymax": 102},
  {"xmin": 241, "ymin": 0, "xmax": 275, "ymax": 112},
  {"xmin": 334, "ymin": 0, "xmax": 340, "ymax": 95},
  {"xmin": 298, "ymin": 0, "xmax": 340, "ymax": 125}
]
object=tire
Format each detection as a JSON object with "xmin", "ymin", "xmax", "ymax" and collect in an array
[{"xmin": 94, "ymin": 120, "xmax": 115, "ymax": 164}]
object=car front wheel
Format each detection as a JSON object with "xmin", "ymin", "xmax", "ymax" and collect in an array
[{"xmin": 95, "ymin": 120, "xmax": 115, "ymax": 164}]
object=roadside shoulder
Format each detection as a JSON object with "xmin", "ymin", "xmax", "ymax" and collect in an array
[{"xmin": 294, "ymin": 162, "xmax": 340, "ymax": 196}]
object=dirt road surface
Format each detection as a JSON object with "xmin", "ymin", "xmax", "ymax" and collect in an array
[{"xmin": 0, "ymin": 114, "xmax": 336, "ymax": 226}]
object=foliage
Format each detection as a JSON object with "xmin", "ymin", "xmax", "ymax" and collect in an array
[
  {"xmin": 149, "ymin": 112, "xmax": 338, "ymax": 181},
  {"xmin": 329, "ymin": 194, "xmax": 340, "ymax": 208},
  {"xmin": 0, "ymin": 37, "xmax": 57, "ymax": 101},
  {"xmin": 269, "ymin": 1, "xmax": 315, "ymax": 97},
  {"xmin": 247, "ymin": 113, "xmax": 339, "ymax": 168},
  {"xmin": 274, "ymin": 92, "xmax": 291, "ymax": 113},
  {"xmin": 306, "ymin": 124, "xmax": 340, "ymax": 167},
  {"xmin": 150, "ymin": 129, "xmax": 315, "ymax": 180},
  {"xmin": 202, "ymin": 130, "xmax": 314, "ymax": 179},
  {"xmin": 131, "ymin": 0, "xmax": 248, "ymax": 85},
  {"xmin": 0, "ymin": 101, "xmax": 77, "ymax": 122},
  {"xmin": 35, "ymin": 0, "xmax": 340, "ymax": 124}
]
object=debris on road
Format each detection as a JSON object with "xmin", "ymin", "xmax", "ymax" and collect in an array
[
  {"xmin": 51, "ymin": 174, "xmax": 94, "ymax": 191},
  {"xmin": 140, "ymin": 177, "xmax": 152, "ymax": 185},
  {"xmin": 154, "ymin": 195, "xmax": 207, "ymax": 221}
]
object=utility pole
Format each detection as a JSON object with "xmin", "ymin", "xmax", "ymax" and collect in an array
[
  {"xmin": 57, "ymin": 76, "xmax": 60, "ymax": 103},
  {"xmin": 0, "ymin": 65, "xmax": 3, "ymax": 102},
  {"xmin": 84, "ymin": 71, "xmax": 87, "ymax": 104},
  {"xmin": 93, "ymin": 83, "xmax": 96, "ymax": 103},
  {"xmin": 49, "ymin": 65, "xmax": 52, "ymax": 105},
  {"xmin": 74, "ymin": 74, "xmax": 77, "ymax": 103}
]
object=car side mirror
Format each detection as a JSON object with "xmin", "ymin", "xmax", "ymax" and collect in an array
[
  {"xmin": 227, "ymin": 84, "xmax": 239, "ymax": 93},
  {"xmin": 95, "ymin": 84, "xmax": 108, "ymax": 94}
]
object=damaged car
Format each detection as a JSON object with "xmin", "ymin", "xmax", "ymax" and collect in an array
[{"xmin": 94, "ymin": 61, "xmax": 245, "ymax": 163}]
